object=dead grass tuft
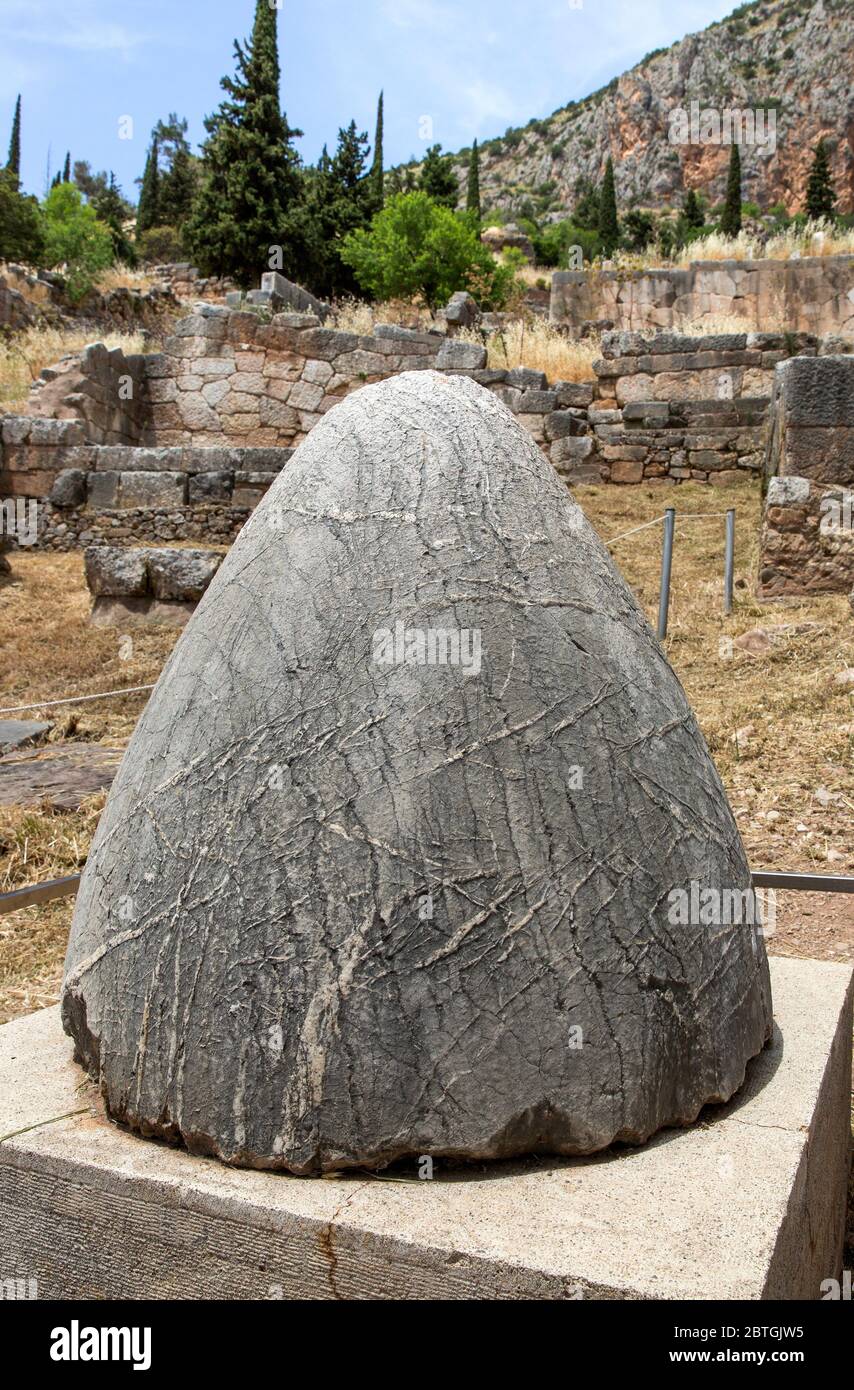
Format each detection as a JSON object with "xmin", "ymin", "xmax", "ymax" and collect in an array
[{"xmin": 464, "ymin": 319, "xmax": 599, "ymax": 382}]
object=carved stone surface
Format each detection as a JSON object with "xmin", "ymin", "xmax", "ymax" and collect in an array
[{"xmin": 62, "ymin": 371, "xmax": 772, "ymax": 1174}]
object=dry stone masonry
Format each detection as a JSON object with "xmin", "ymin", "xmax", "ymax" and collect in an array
[
  {"xmin": 759, "ymin": 355, "xmax": 854, "ymax": 598},
  {"xmin": 61, "ymin": 372, "xmax": 773, "ymax": 1173},
  {"xmin": 85, "ymin": 544, "xmax": 224, "ymax": 626},
  {"xmin": 551, "ymin": 256, "xmax": 854, "ymax": 338}
]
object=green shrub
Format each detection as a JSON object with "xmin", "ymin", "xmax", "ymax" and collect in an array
[
  {"xmin": 533, "ymin": 219, "xmax": 599, "ymax": 267},
  {"xmin": 41, "ymin": 183, "xmax": 113, "ymax": 300},
  {"xmin": 341, "ymin": 191, "xmax": 514, "ymax": 309},
  {"xmin": 136, "ymin": 225, "xmax": 187, "ymax": 263},
  {"xmin": 0, "ymin": 168, "xmax": 45, "ymax": 264}
]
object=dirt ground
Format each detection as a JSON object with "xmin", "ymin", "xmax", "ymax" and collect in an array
[{"xmin": 1, "ymin": 474, "xmax": 851, "ymax": 1017}]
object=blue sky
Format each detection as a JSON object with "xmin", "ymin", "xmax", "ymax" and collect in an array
[{"xmin": 3, "ymin": 0, "xmax": 739, "ymax": 201}]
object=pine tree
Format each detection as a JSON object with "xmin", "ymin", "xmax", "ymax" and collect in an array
[
  {"xmin": 597, "ymin": 156, "xmax": 619, "ymax": 255},
  {"xmin": 6, "ymin": 96, "xmax": 21, "ymax": 179},
  {"xmin": 149, "ymin": 115, "xmax": 198, "ymax": 228},
  {"xmin": 136, "ymin": 137, "xmax": 160, "ymax": 234},
  {"xmin": 369, "ymin": 91, "xmax": 384, "ymax": 214},
  {"xmin": 683, "ymin": 187, "xmax": 703, "ymax": 229},
  {"xmin": 62, "ymin": 151, "xmax": 71, "ymax": 184},
  {"xmin": 573, "ymin": 176, "xmax": 599, "ymax": 231},
  {"xmin": 466, "ymin": 140, "xmax": 481, "ymax": 221},
  {"xmin": 301, "ymin": 121, "xmax": 373, "ymax": 298},
  {"xmin": 419, "ymin": 144, "xmax": 458, "ymax": 209},
  {"xmin": 720, "ymin": 143, "xmax": 742, "ymax": 237},
  {"xmin": 94, "ymin": 173, "xmax": 135, "ymax": 262},
  {"xmin": 185, "ymin": 0, "xmax": 304, "ymax": 286},
  {"xmin": 805, "ymin": 138, "xmax": 836, "ymax": 222}
]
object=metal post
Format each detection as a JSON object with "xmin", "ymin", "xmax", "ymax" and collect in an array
[
  {"xmin": 723, "ymin": 508, "xmax": 735, "ymax": 614},
  {"xmin": 657, "ymin": 507, "xmax": 675, "ymax": 641}
]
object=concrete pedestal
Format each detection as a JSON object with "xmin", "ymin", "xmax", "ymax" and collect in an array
[{"xmin": 0, "ymin": 956, "xmax": 851, "ymax": 1300}]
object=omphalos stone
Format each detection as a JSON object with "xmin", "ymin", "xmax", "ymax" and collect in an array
[{"xmin": 62, "ymin": 371, "xmax": 772, "ymax": 1173}]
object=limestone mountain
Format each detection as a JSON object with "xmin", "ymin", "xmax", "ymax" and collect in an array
[{"xmin": 444, "ymin": 0, "xmax": 853, "ymax": 220}]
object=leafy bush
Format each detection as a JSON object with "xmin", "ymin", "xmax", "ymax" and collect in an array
[
  {"xmin": 622, "ymin": 209, "xmax": 655, "ymax": 251},
  {"xmin": 533, "ymin": 220, "xmax": 599, "ymax": 267},
  {"xmin": 0, "ymin": 168, "xmax": 45, "ymax": 265},
  {"xmin": 41, "ymin": 183, "xmax": 113, "ymax": 300},
  {"xmin": 341, "ymin": 191, "xmax": 514, "ymax": 309},
  {"xmin": 136, "ymin": 225, "xmax": 187, "ymax": 263}
]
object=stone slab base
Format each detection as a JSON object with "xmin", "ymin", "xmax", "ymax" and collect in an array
[
  {"xmin": 89, "ymin": 595, "xmax": 196, "ymax": 627},
  {"xmin": 0, "ymin": 956, "xmax": 851, "ymax": 1300}
]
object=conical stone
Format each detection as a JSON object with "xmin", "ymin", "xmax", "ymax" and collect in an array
[{"xmin": 62, "ymin": 371, "xmax": 773, "ymax": 1173}]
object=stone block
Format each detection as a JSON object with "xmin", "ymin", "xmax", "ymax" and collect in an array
[
  {"xmin": 188, "ymin": 472, "xmax": 233, "ymax": 503},
  {"xmin": 288, "ymin": 381, "xmax": 325, "ymax": 412},
  {"xmin": 29, "ymin": 418, "xmax": 85, "ymax": 446},
  {"xmin": 609, "ymin": 460, "xmax": 645, "ymax": 483},
  {"xmin": 622, "ymin": 402, "xmax": 670, "ymax": 428},
  {"xmin": 49, "ymin": 469, "xmax": 88, "ymax": 508},
  {"xmin": 86, "ymin": 471, "xmax": 120, "ymax": 508},
  {"xmin": 119, "ymin": 472, "xmax": 187, "ymax": 509},
  {"xmin": 0, "ymin": 719, "xmax": 52, "ymax": 753},
  {"xmin": 298, "ymin": 329, "xmax": 360, "ymax": 361},
  {"xmin": 553, "ymin": 381, "xmax": 594, "ymax": 408},
  {"xmin": 766, "ymin": 476, "xmax": 810, "ymax": 507},
  {"xmin": 178, "ymin": 395, "xmax": 222, "ymax": 432},
  {"xmin": 3, "ymin": 958, "xmax": 847, "ymax": 1299},
  {"xmin": 544, "ymin": 410, "xmax": 586, "ymax": 441},
  {"xmin": 146, "ymin": 548, "xmax": 223, "ymax": 602},
  {"xmin": 259, "ymin": 398, "xmax": 300, "ymax": 431},
  {"xmin": 517, "ymin": 390, "xmax": 558, "ymax": 413},
  {"xmin": 84, "ymin": 545, "xmax": 148, "ymax": 597},
  {"xmin": 436, "ymin": 339, "xmax": 487, "ymax": 370},
  {"xmin": 443, "ymin": 291, "xmax": 480, "ymax": 327},
  {"xmin": 1, "ymin": 415, "xmax": 31, "ymax": 445},
  {"xmin": 505, "ymin": 366, "xmax": 547, "ymax": 390}
]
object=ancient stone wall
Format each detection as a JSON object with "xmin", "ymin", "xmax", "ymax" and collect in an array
[
  {"xmin": 592, "ymin": 329, "xmax": 817, "ymax": 406},
  {"xmin": 7, "ymin": 306, "xmax": 852, "ymax": 555},
  {"xmin": 551, "ymin": 255, "xmax": 854, "ymax": 338},
  {"xmin": 758, "ymin": 356, "xmax": 854, "ymax": 598},
  {"xmin": 25, "ymin": 343, "xmax": 150, "ymax": 445}
]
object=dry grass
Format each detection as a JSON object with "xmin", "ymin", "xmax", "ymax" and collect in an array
[
  {"xmin": 467, "ymin": 319, "xmax": 599, "ymax": 382},
  {"xmin": 95, "ymin": 263, "xmax": 155, "ymax": 293},
  {"xmin": 581, "ymin": 476, "xmax": 854, "ymax": 885},
  {"xmin": 668, "ymin": 220, "xmax": 854, "ymax": 267},
  {"xmin": 1, "ymin": 479, "xmax": 851, "ymax": 1024},
  {"xmin": 512, "ymin": 263, "xmax": 552, "ymax": 290},
  {"xmin": 327, "ymin": 297, "xmax": 436, "ymax": 335},
  {"xmin": 0, "ymin": 324, "xmax": 146, "ymax": 409}
]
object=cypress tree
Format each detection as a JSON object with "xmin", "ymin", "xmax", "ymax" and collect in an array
[
  {"xmin": 62, "ymin": 151, "xmax": 71, "ymax": 184},
  {"xmin": 418, "ymin": 144, "xmax": 458, "ymax": 209},
  {"xmin": 369, "ymin": 91, "xmax": 384, "ymax": 214},
  {"xmin": 720, "ymin": 143, "xmax": 742, "ymax": 237},
  {"xmin": 805, "ymin": 139, "xmax": 836, "ymax": 222},
  {"xmin": 301, "ymin": 122, "xmax": 372, "ymax": 298},
  {"xmin": 6, "ymin": 96, "xmax": 21, "ymax": 179},
  {"xmin": 136, "ymin": 137, "xmax": 160, "ymax": 233},
  {"xmin": 185, "ymin": 0, "xmax": 304, "ymax": 286},
  {"xmin": 598, "ymin": 156, "xmax": 619, "ymax": 255},
  {"xmin": 466, "ymin": 139, "xmax": 481, "ymax": 221}
]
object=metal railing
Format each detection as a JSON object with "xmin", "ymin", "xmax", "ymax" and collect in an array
[{"xmin": 1, "ymin": 868, "xmax": 851, "ymax": 917}]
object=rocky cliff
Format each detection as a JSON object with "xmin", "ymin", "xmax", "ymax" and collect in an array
[{"xmin": 446, "ymin": 0, "xmax": 853, "ymax": 220}]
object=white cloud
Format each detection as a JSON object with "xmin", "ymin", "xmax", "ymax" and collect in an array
[
  {"xmin": 9, "ymin": 23, "xmax": 146, "ymax": 53},
  {"xmin": 457, "ymin": 78, "xmax": 517, "ymax": 133}
]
